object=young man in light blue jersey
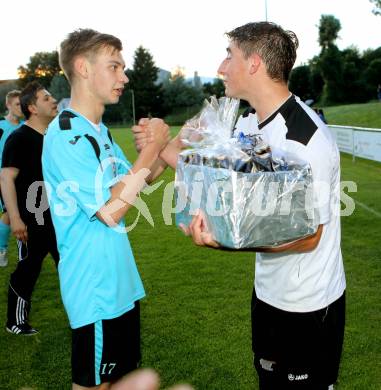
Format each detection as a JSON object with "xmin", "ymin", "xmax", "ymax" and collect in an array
[
  {"xmin": 42, "ymin": 29, "xmax": 170, "ymax": 389},
  {"xmin": 0, "ymin": 90, "xmax": 24, "ymax": 267}
]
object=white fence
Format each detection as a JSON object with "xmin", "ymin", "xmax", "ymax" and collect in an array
[{"xmin": 329, "ymin": 125, "xmax": 381, "ymax": 163}]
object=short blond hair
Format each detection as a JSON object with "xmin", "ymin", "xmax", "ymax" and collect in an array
[
  {"xmin": 6, "ymin": 90, "xmax": 21, "ymax": 104},
  {"xmin": 59, "ymin": 28, "xmax": 123, "ymax": 83}
]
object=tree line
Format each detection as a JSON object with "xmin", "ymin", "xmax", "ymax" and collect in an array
[
  {"xmin": 289, "ymin": 14, "xmax": 381, "ymax": 106},
  {"xmin": 1, "ymin": 5, "xmax": 380, "ymax": 119},
  {"xmin": 1, "ymin": 46, "xmax": 224, "ymax": 125}
]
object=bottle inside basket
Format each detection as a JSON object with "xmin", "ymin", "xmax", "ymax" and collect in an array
[{"xmin": 237, "ymin": 132, "xmax": 274, "ymax": 172}]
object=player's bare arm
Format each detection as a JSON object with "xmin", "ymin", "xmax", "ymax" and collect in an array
[{"xmin": 96, "ymin": 118, "xmax": 170, "ymax": 226}]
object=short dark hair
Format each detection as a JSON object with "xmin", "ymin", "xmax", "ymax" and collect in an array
[
  {"xmin": 59, "ymin": 28, "xmax": 123, "ymax": 83},
  {"xmin": 20, "ymin": 81, "xmax": 44, "ymax": 119},
  {"xmin": 226, "ymin": 22, "xmax": 299, "ymax": 82}
]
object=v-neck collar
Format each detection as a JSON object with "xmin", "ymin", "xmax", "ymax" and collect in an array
[{"xmin": 258, "ymin": 94, "xmax": 295, "ymax": 130}]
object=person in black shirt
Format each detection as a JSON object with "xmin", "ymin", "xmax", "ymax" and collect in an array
[{"xmin": 1, "ymin": 81, "xmax": 59, "ymax": 335}]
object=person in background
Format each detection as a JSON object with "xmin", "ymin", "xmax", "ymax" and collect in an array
[
  {"xmin": 318, "ymin": 108, "xmax": 328, "ymax": 124},
  {"xmin": 2, "ymin": 81, "xmax": 59, "ymax": 335},
  {"xmin": 0, "ymin": 90, "xmax": 24, "ymax": 267}
]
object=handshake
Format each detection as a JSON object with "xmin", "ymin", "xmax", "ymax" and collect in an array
[{"xmin": 132, "ymin": 117, "xmax": 171, "ymax": 154}]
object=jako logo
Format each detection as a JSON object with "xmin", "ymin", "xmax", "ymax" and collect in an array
[{"xmin": 288, "ymin": 373, "xmax": 309, "ymax": 381}]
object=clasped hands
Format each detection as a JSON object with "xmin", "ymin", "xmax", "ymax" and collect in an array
[
  {"xmin": 132, "ymin": 118, "xmax": 169, "ymax": 153},
  {"xmin": 132, "ymin": 118, "xmax": 170, "ymax": 155},
  {"xmin": 131, "ymin": 119, "xmax": 219, "ymax": 249}
]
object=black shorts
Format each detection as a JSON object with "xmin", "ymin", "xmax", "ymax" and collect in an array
[
  {"xmin": 251, "ymin": 290, "xmax": 345, "ymax": 390},
  {"xmin": 72, "ymin": 302, "xmax": 141, "ymax": 387}
]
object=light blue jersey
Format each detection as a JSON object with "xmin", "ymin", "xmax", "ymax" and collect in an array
[
  {"xmin": 0, "ymin": 117, "xmax": 23, "ymax": 167},
  {"xmin": 42, "ymin": 109, "xmax": 145, "ymax": 329}
]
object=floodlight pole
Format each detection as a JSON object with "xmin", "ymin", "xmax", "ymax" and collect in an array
[
  {"xmin": 265, "ymin": 0, "xmax": 268, "ymax": 21},
  {"xmin": 130, "ymin": 89, "xmax": 136, "ymax": 125}
]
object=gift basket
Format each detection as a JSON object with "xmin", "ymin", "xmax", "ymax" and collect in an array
[{"xmin": 174, "ymin": 97, "xmax": 319, "ymax": 249}]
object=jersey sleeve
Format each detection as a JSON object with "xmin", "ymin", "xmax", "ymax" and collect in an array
[{"xmin": 48, "ymin": 133, "xmax": 112, "ymax": 220}]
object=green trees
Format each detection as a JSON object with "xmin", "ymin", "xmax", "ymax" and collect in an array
[
  {"xmin": 123, "ymin": 46, "xmax": 164, "ymax": 119},
  {"xmin": 365, "ymin": 58, "xmax": 381, "ymax": 86},
  {"xmin": 18, "ymin": 51, "xmax": 60, "ymax": 88},
  {"xmin": 318, "ymin": 15, "xmax": 341, "ymax": 49},
  {"xmin": 49, "ymin": 74, "xmax": 70, "ymax": 102},
  {"xmin": 370, "ymin": 0, "xmax": 381, "ymax": 15},
  {"xmin": 288, "ymin": 65, "xmax": 312, "ymax": 102},
  {"xmin": 289, "ymin": 14, "xmax": 381, "ymax": 105},
  {"xmin": 104, "ymin": 46, "xmax": 207, "ymax": 124},
  {"xmin": 320, "ymin": 45, "xmax": 345, "ymax": 105},
  {"xmin": 14, "ymin": 45, "xmax": 213, "ymax": 124},
  {"xmin": 162, "ymin": 75, "xmax": 204, "ymax": 113},
  {"xmin": 317, "ymin": 15, "xmax": 345, "ymax": 104},
  {"xmin": 203, "ymin": 79, "xmax": 225, "ymax": 99}
]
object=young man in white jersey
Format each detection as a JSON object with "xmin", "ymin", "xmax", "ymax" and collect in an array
[
  {"xmin": 188, "ymin": 22, "xmax": 346, "ymax": 390},
  {"xmin": 133, "ymin": 21, "xmax": 346, "ymax": 390}
]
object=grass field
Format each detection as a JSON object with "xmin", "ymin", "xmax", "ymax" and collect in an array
[
  {"xmin": 0, "ymin": 121, "xmax": 380, "ymax": 389},
  {"xmin": 324, "ymin": 101, "xmax": 381, "ymax": 128}
]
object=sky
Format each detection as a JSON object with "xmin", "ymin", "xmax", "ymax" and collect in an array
[{"xmin": 1, "ymin": 0, "xmax": 380, "ymax": 80}]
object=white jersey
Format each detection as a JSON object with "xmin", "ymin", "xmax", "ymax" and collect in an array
[{"xmin": 234, "ymin": 95, "xmax": 346, "ymax": 312}]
